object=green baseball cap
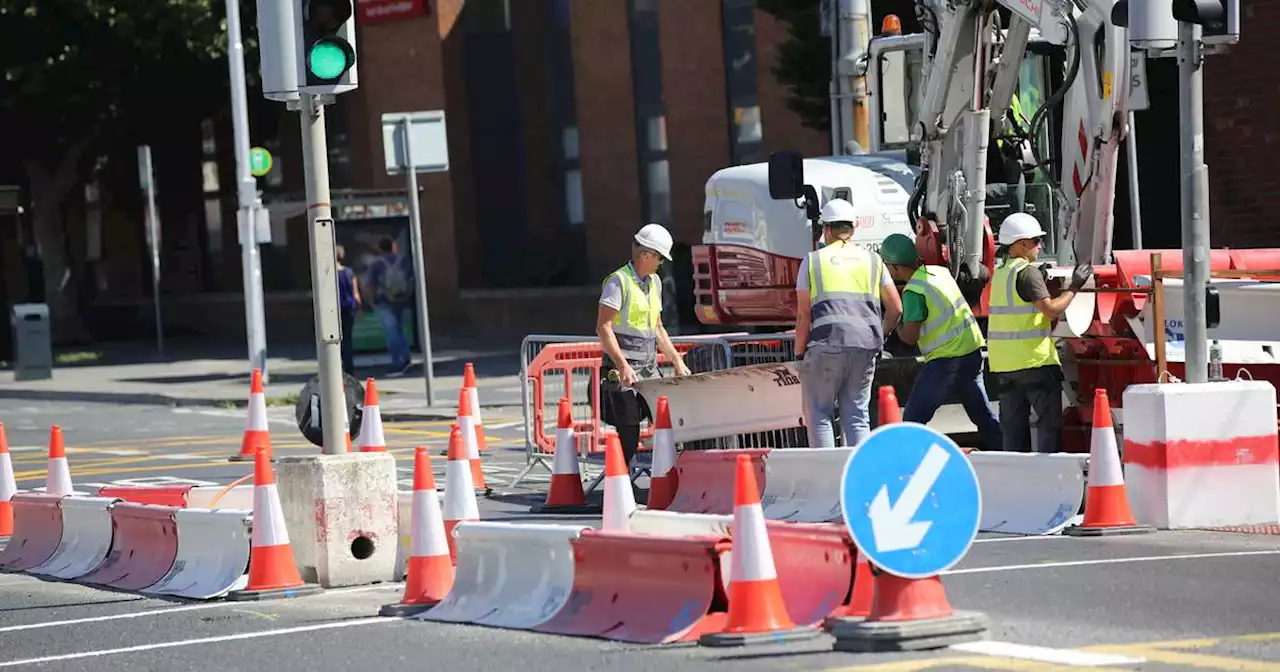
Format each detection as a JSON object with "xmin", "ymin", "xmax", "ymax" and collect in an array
[{"xmin": 880, "ymin": 233, "xmax": 919, "ymax": 265}]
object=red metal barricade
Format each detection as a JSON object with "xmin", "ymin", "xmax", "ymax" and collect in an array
[
  {"xmin": 666, "ymin": 449, "xmax": 770, "ymax": 515},
  {"xmin": 0, "ymin": 493, "xmax": 65, "ymax": 572},
  {"xmin": 79, "ymin": 502, "xmax": 180, "ymax": 591}
]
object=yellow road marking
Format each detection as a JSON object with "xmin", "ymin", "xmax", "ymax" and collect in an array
[
  {"xmin": 12, "ymin": 452, "xmax": 228, "ymax": 479},
  {"xmin": 823, "ymin": 656, "xmax": 1118, "ymax": 671},
  {"xmin": 14, "ymin": 460, "xmax": 248, "ymax": 481},
  {"xmin": 1082, "ymin": 632, "xmax": 1280, "ymax": 671}
]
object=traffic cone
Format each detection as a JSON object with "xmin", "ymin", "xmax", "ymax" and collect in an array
[
  {"xmin": 231, "ymin": 368, "xmax": 272, "ymax": 462},
  {"xmin": 442, "ymin": 425, "xmax": 480, "ymax": 564},
  {"xmin": 531, "ymin": 398, "xmax": 599, "ymax": 514},
  {"xmin": 358, "ymin": 378, "xmax": 387, "ymax": 453},
  {"xmin": 699, "ymin": 454, "xmax": 821, "ymax": 647},
  {"xmin": 45, "ymin": 426, "xmax": 73, "ymax": 496},
  {"xmin": 456, "ymin": 390, "xmax": 489, "ymax": 495},
  {"xmin": 227, "ymin": 448, "xmax": 321, "ymax": 601},
  {"xmin": 0, "ymin": 424, "xmax": 15, "ymax": 538},
  {"xmin": 1065, "ymin": 389, "xmax": 1154, "ymax": 537},
  {"xmin": 381, "ymin": 446, "xmax": 455, "ymax": 616},
  {"xmin": 878, "ymin": 385, "xmax": 902, "ymax": 427},
  {"xmin": 463, "ymin": 363, "xmax": 488, "ymax": 453},
  {"xmin": 824, "ymin": 549, "xmax": 876, "ymax": 629},
  {"xmin": 648, "ymin": 396, "xmax": 679, "ymax": 510},
  {"xmin": 601, "ymin": 433, "xmax": 636, "ymax": 532}
]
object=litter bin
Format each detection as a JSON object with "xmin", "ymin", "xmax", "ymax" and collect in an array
[{"xmin": 11, "ymin": 303, "xmax": 52, "ymax": 381}]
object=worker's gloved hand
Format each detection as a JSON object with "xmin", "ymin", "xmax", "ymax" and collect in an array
[
  {"xmin": 1070, "ymin": 263, "xmax": 1093, "ymax": 291},
  {"xmin": 1037, "ymin": 263, "xmax": 1051, "ymax": 280}
]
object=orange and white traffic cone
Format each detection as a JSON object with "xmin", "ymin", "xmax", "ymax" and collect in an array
[
  {"xmin": 699, "ymin": 454, "xmax": 820, "ymax": 646},
  {"xmin": 531, "ymin": 398, "xmax": 599, "ymax": 514},
  {"xmin": 45, "ymin": 425, "xmax": 73, "ymax": 496},
  {"xmin": 1065, "ymin": 388, "xmax": 1154, "ymax": 537},
  {"xmin": 0, "ymin": 423, "xmax": 15, "ymax": 538},
  {"xmin": 647, "ymin": 396, "xmax": 679, "ymax": 510},
  {"xmin": 877, "ymin": 385, "xmax": 903, "ymax": 428},
  {"xmin": 381, "ymin": 446, "xmax": 455, "ymax": 616},
  {"xmin": 601, "ymin": 432, "xmax": 636, "ymax": 531},
  {"xmin": 456, "ymin": 390, "xmax": 489, "ymax": 495},
  {"xmin": 227, "ymin": 448, "xmax": 321, "ymax": 601},
  {"xmin": 231, "ymin": 368, "xmax": 272, "ymax": 462},
  {"xmin": 442, "ymin": 425, "xmax": 480, "ymax": 564},
  {"xmin": 463, "ymin": 363, "xmax": 488, "ymax": 453},
  {"xmin": 358, "ymin": 378, "xmax": 387, "ymax": 453}
]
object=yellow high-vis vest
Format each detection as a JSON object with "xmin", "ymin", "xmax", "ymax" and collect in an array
[
  {"xmin": 987, "ymin": 257, "xmax": 1059, "ymax": 373},
  {"xmin": 806, "ymin": 242, "xmax": 884, "ymax": 349},
  {"xmin": 604, "ymin": 263, "xmax": 662, "ymax": 367},
  {"xmin": 904, "ymin": 266, "xmax": 984, "ymax": 362}
]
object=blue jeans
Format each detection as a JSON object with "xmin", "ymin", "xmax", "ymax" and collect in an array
[
  {"xmin": 903, "ymin": 350, "xmax": 1003, "ymax": 451},
  {"xmin": 799, "ymin": 345, "xmax": 878, "ymax": 448},
  {"xmin": 374, "ymin": 303, "xmax": 411, "ymax": 369}
]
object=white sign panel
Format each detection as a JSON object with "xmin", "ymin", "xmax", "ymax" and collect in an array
[{"xmin": 381, "ymin": 110, "xmax": 450, "ymax": 175}]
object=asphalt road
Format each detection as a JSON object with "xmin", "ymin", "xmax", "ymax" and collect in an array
[{"xmin": 3, "ymin": 400, "xmax": 1280, "ymax": 671}]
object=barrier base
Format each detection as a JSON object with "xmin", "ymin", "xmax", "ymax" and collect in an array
[
  {"xmin": 698, "ymin": 626, "xmax": 822, "ymax": 648},
  {"xmin": 823, "ymin": 615, "xmax": 863, "ymax": 632},
  {"xmin": 1062, "ymin": 523, "xmax": 1156, "ymax": 537},
  {"xmin": 225, "ymin": 583, "xmax": 323, "ymax": 602},
  {"xmin": 229, "ymin": 454, "xmax": 275, "ymax": 463},
  {"xmin": 528, "ymin": 502, "xmax": 603, "ymax": 515},
  {"xmin": 831, "ymin": 611, "xmax": 989, "ymax": 652},
  {"xmin": 379, "ymin": 601, "xmax": 436, "ymax": 617}
]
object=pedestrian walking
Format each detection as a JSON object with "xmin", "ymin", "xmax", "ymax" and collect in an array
[
  {"xmin": 336, "ymin": 245, "xmax": 362, "ymax": 375},
  {"xmin": 365, "ymin": 237, "xmax": 415, "ymax": 376}
]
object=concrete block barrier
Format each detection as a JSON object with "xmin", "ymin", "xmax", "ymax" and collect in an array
[
  {"xmin": 142, "ymin": 508, "xmax": 253, "ymax": 600},
  {"xmin": 29, "ymin": 496, "xmax": 120, "ymax": 579}
]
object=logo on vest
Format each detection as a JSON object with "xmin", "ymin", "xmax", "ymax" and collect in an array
[{"xmin": 768, "ymin": 366, "xmax": 801, "ymax": 387}]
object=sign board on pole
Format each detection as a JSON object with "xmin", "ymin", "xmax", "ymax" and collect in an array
[
  {"xmin": 839, "ymin": 422, "xmax": 981, "ymax": 579},
  {"xmin": 359, "ymin": 0, "xmax": 428, "ymax": 23},
  {"xmin": 249, "ymin": 147, "xmax": 274, "ymax": 177},
  {"xmin": 1129, "ymin": 50, "xmax": 1151, "ymax": 111},
  {"xmin": 381, "ymin": 110, "xmax": 450, "ymax": 175}
]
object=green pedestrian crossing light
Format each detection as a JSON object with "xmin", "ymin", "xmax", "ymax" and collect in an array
[{"xmin": 298, "ymin": 0, "xmax": 359, "ymax": 94}]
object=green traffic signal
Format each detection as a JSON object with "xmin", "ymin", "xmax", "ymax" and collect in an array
[{"xmin": 307, "ymin": 37, "xmax": 354, "ymax": 81}]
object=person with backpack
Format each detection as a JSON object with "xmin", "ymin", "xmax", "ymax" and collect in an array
[
  {"xmin": 366, "ymin": 237, "xmax": 415, "ymax": 376},
  {"xmin": 336, "ymin": 245, "xmax": 362, "ymax": 375}
]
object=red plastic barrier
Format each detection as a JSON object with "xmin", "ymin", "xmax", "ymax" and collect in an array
[
  {"xmin": 667, "ymin": 449, "xmax": 770, "ymax": 515},
  {"xmin": 763, "ymin": 522, "xmax": 852, "ymax": 626},
  {"xmin": 535, "ymin": 530, "xmax": 729, "ymax": 644},
  {"xmin": 97, "ymin": 485, "xmax": 193, "ymax": 507},
  {"xmin": 0, "ymin": 493, "xmax": 65, "ymax": 572},
  {"xmin": 78, "ymin": 502, "xmax": 179, "ymax": 591}
]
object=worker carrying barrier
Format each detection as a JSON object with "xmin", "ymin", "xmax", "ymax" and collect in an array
[
  {"xmin": 969, "ymin": 452, "xmax": 1088, "ymax": 535},
  {"xmin": 78, "ymin": 502, "xmax": 180, "ymax": 592},
  {"xmin": 29, "ymin": 495, "xmax": 120, "ymax": 580},
  {"xmin": 535, "ymin": 530, "xmax": 729, "ymax": 644},
  {"xmin": 633, "ymin": 363, "xmax": 805, "ymax": 445},
  {"xmin": 0, "ymin": 493, "xmax": 65, "ymax": 572},
  {"xmin": 98, "ymin": 484, "xmax": 255, "ymax": 511},
  {"xmin": 666, "ymin": 449, "xmax": 770, "ymax": 515},
  {"xmin": 142, "ymin": 508, "xmax": 253, "ymax": 600},
  {"xmin": 759, "ymin": 448, "xmax": 849, "ymax": 523},
  {"xmin": 418, "ymin": 522, "xmax": 588, "ymax": 630}
]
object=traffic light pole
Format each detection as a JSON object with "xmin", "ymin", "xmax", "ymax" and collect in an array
[
  {"xmin": 299, "ymin": 93, "xmax": 349, "ymax": 455},
  {"xmin": 1178, "ymin": 19, "xmax": 1211, "ymax": 384}
]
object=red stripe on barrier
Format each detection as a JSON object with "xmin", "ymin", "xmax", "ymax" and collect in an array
[
  {"xmin": 97, "ymin": 485, "xmax": 194, "ymax": 507},
  {"xmin": 764, "ymin": 522, "xmax": 853, "ymax": 626},
  {"xmin": 0, "ymin": 493, "xmax": 65, "ymax": 572},
  {"xmin": 1123, "ymin": 435, "xmax": 1280, "ymax": 470},
  {"xmin": 78, "ymin": 502, "xmax": 179, "ymax": 591},
  {"xmin": 668, "ymin": 449, "xmax": 770, "ymax": 515},
  {"xmin": 535, "ymin": 530, "xmax": 728, "ymax": 644}
]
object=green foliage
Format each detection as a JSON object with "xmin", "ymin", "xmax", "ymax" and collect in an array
[{"xmin": 758, "ymin": 0, "xmax": 832, "ymax": 131}]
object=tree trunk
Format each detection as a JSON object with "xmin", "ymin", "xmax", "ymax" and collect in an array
[{"xmin": 25, "ymin": 148, "xmax": 90, "ymax": 344}]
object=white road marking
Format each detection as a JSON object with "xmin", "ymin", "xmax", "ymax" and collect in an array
[
  {"xmin": 945, "ymin": 549, "xmax": 1280, "ymax": 575},
  {"xmin": 483, "ymin": 421, "xmax": 522, "ymax": 430},
  {"xmin": 0, "ymin": 617, "xmax": 396, "ymax": 667},
  {"xmin": 973, "ymin": 535, "xmax": 1072, "ymax": 544},
  {"xmin": 951, "ymin": 641, "xmax": 1146, "ymax": 667},
  {"xmin": 150, "ymin": 454, "xmax": 207, "ymax": 461},
  {"xmin": 172, "ymin": 407, "xmax": 294, "ymax": 428}
]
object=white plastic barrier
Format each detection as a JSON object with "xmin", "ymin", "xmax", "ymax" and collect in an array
[
  {"xmin": 628, "ymin": 509, "xmax": 732, "ymax": 538},
  {"xmin": 185, "ymin": 485, "xmax": 254, "ymax": 510},
  {"xmin": 30, "ymin": 496, "xmax": 120, "ymax": 580},
  {"xmin": 969, "ymin": 452, "xmax": 1087, "ymax": 535},
  {"xmin": 417, "ymin": 522, "xmax": 586, "ymax": 629},
  {"xmin": 142, "ymin": 509, "xmax": 252, "ymax": 599},
  {"xmin": 759, "ymin": 448, "xmax": 849, "ymax": 523},
  {"xmin": 633, "ymin": 363, "xmax": 804, "ymax": 444}
]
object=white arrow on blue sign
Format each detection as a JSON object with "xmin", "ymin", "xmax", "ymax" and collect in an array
[{"xmin": 839, "ymin": 422, "xmax": 981, "ymax": 579}]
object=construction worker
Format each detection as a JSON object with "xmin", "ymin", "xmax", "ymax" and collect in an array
[
  {"xmin": 880, "ymin": 234, "xmax": 1002, "ymax": 451},
  {"xmin": 795, "ymin": 199, "xmax": 903, "ymax": 448},
  {"xmin": 596, "ymin": 223, "xmax": 691, "ymax": 469},
  {"xmin": 988, "ymin": 213, "xmax": 1092, "ymax": 453}
]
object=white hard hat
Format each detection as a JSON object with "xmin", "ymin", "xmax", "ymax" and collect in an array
[
  {"xmin": 634, "ymin": 223, "xmax": 674, "ymax": 261},
  {"xmin": 997, "ymin": 212, "xmax": 1048, "ymax": 246},
  {"xmin": 820, "ymin": 198, "xmax": 858, "ymax": 225}
]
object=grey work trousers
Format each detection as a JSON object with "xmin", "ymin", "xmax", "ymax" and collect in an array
[
  {"xmin": 798, "ymin": 344, "xmax": 879, "ymax": 448},
  {"xmin": 996, "ymin": 364, "xmax": 1063, "ymax": 453}
]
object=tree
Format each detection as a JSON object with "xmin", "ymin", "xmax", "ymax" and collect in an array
[{"xmin": 0, "ymin": 0, "xmax": 254, "ymax": 340}]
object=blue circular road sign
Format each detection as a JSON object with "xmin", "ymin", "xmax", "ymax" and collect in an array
[{"xmin": 839, "ymin": 422, "xmax": 981, "ymax": 579}]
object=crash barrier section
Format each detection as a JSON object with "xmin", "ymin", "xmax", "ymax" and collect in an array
[
  {"xmin": 0, "ymin": 493, "xmax": 65, "ymax": 572},
  {"xmin": 78, "ymin": 502, "xmax": 180, "ymax": 591},
  {"xmin": 30, "ymin": 496, "xmax": 120, "ymax": 579},
  {"xmin": 1123, "ymin": 380, "xmax": 1280, "ymax": 529},
  {"xmin": 759, "ymin": 448, "xmax": 850, "ymax": 523},
  {"xmin": 666, "ymin": 449, "xmax": 770, "ymax": 515},
  {"xmin": 142, "ymin": 508, "xmax": 252, "ymax": 599},
  {"xmin": 98, "ymin": 484, "xmax": 255, "ymax": 510},
  {"xmin": 418, "ymin": 522, "xmax": 587, "ymax": 630},
  {"xmin": 968, "ymin": 452, "xmax": 1088, "ymax": 535},
  {"xmin": 633, "ymin": 362, "xmax": 807, "ymax": 446}
]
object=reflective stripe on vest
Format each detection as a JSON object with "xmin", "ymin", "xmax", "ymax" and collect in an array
[
  {"xmin": 987, "ymin": 257, "xmax": 1060, "ymax": 373},
  {"xmin": 904, "ymin": 266, "xmax": 984, "ymax": 361},
  {"xmin": 807, "ymin": 243, "xmax": 883, "ymax": 347},
  {"xmin": 605, "ymin": 264, "xmax": 662, "ymax": 367}
]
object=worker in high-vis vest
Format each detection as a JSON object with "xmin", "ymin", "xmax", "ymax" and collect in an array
[
  {"xmin": 596, "ymin": 223, "xmax": 690, "ymax": 470},
  {"xmin": 880, "ymin": 234, "xmax": 1002, "ymax": 451},
  {"xmin": 987, "ymin": 213, "xmax": 1092, "ymax": 453},
  {"xmin": 794, "ymin": 199, "xmax": 903, "ymax": 448}
]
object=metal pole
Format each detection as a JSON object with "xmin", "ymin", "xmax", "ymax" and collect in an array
[
  {"xmin": 1177, "ymin": 21, "xmax": 1210, "ymax": 384},
  {"xmin": 225, "ymin": 0, "xmax": 270, "ymax": 382},
  {"xmin": 300, "ymin": 94, "xmax": 349, "ymax": 454},
  {"xmin": 146, "ymin": 184, "xmax": 163, "ymax": 358},
  {"xmin": 1126, "ymin": 111, "xmax": 1143, "ymax": 249},
  {"xmin": 400, "ymin": 117, "xmax": 437, "ymax": 407}
]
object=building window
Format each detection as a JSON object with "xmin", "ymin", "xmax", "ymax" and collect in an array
[
  {"xmin": 722, "ymin": 0, "xmax": 763, "ymax": 165},
  {"xmin": 628, "ymin": 0, "xmax": 669, "ymax": 225},
  {"xmin": 200, "ymin": 119, "xmax": 223, "ymax": 257}
]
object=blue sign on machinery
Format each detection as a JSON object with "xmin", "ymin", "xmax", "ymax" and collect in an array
[{"xmin": 839, "ymin": 422, "xmax": 981, "ymax": 579}]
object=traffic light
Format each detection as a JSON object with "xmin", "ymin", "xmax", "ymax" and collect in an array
[
  {"xmin": 296, "ymin": 0, "xmax": 359, "ymax": 95},
  {"xmin": 1172, "ymin": 0, "xmax": 1239, "ymax": 44}
]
